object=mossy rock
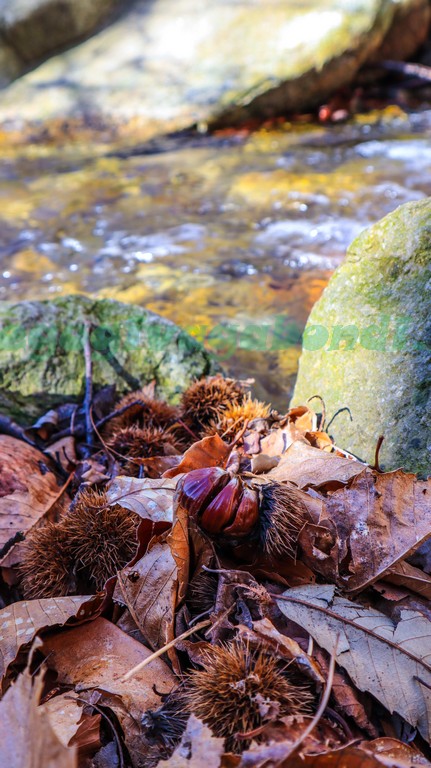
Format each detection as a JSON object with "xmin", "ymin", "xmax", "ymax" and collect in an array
[
  {"xmin": 292, "ymin": 198, "xmax": 431, "ymax": 475},
  {"xmin": 0, "ymin": 295, "xmax": 218, "ymax": 422}
]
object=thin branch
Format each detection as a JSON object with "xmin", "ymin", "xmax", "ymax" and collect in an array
[
  {"xmin": 121, "ymin": 619, "xmax": 211, "ymax": 682},
  {"xmin": 83, "ymin": 321, "xmax": 94, "ymax": 448},
  {"xmin": 66, "ymin": 694, "xmax": 125, "ymax": 768},
  {"xmin": 284, "ymin": 641, "xmax": 337, "ymax": 757},
  {"xmin": 372, "ymin": 435, "xmax": 384, "ymax": 472}
]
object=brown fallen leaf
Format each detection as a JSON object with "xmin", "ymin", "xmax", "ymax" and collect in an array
[
  {"xmin": 263, "ymin": 440, "xmax": 363, "ymax": 489},
  {"xmin": 237, "ymin": 617, "xmax": 324, "ymax": 684},
  {"xmin": 320, "ymin": 469, "xmax": 431, "ymax": 592},
  {"xmin": 276, "ymin": 584, "xmax": 431, "ymax": 743},
  {"xmin": 115, "ymin": 505, "xmax": 190, "ymax": 667},
  {"xmin": 41, "ymin": 616, "xmax": 176, "ymax": 767},
  {"xmin": 158, "ymin": 715, "xmax": 224, "ymax": 768},
  {"xmin": 283, "ymin": 742, "xmax": 430, "ymax": 767},
  {"xmin": 0, "ymin": 435, "xmax": 65, "ymax": 555},
  {"xmin": 0, "ymin": 593, "xmax": 103, "ymax": 687},
  {"xmin": 0, "ymin": 669, "xmax": 77, "ymax": 767},
  {"xmin": 164, "ymin": 434, "xmax": 230, "ymax": 478},
  {"xmin": 41, "ymin": 692, "xmax": 101, "ymax": 757},
  {"xmin": 383, "ymin": 561, "xmax": 431, "ymax": 602},
  {"xmin": 106, "ymin": 475, "xmax": 178, "ymax": 522}
]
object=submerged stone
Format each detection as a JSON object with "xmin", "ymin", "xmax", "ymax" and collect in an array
[
  {"xmin": 0, "ymin": 0, "xmax": 419, "ymax": 137},
  {"xmin": 0, "ymin": 295, "xmax": 217, "ymax": 422},
  {"xmin": 292, "ymin": 198, "xmax": 431, "ymax": 475}
]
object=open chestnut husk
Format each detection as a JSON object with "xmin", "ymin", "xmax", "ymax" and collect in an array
[{"xmin": 175, "ymin": 467, "xmax": 306, "ymax": 557}]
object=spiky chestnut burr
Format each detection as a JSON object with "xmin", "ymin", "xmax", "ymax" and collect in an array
[
  {"xmin": 103, "ymin": 390, "xmax": 179, "ymax": 436},
  {"xmin": 64, "ymin": 488, "xmax": 139, "ymax": 591},
  {"xmin": 181, "ymin": 375, "xmax": 246, "ymax": 431},
  {"xmin": 183, "ymin": 641, "xmax": 311, "ymax": 751},
  {"xmin": 19, "ymin": 523, "xmax": 76, "ymax": 599},
  {"xmin": 176, "ymin": 468, "xmax": 306, "ymax": 557},
  {"xmin": 108, "ymin": 424, "xmax": 180, "ymax": 458},
  {"xmin": 205, "ymin": 395, "xmax": 271, "ymax": 436}
]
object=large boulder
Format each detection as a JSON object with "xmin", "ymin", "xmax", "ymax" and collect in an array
[
  {"xmin": 0, "ymin": 0, "xmax": 420, "ymax": 138},
  {"xmin": 0, "ymin": 0, "xmax": 120, "ymax": 84},
  {"xmin": 0, "ymin": 295, "xmax": 217, "ymax": 422},
  {"xmin": 292, "ymin": 198, "xmax": 431, "ymax": 476}
]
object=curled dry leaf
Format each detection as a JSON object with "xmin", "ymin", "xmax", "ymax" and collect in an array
[
  {"xmin": 319, "ymin": 469, "xmax": 431, "ymax": 592},
  {"xmin": 41, "ymin": 616, "xmax": 176, "ymax": 767},
  {"xmin": 115, "ymin": 505, "xmax": 189, "ymax": 661},
  {"xmin": 283, "ymin": 738, "xmax": 431, "ymax": 767},
  {"xmin": 262, "ymin": 439, "xmax": 363, "ymax": 490},
  {"xmin": 163, "ymin": 434, "xmax": 230, "ymax": 478},
  {"xmin": 0, "ymin": 669, "xmax": 77, "ymax": 768},
  {"xmin": 0, "ymin": 435, "xmax": 65, "ymax": 555},
  {"xmin": 276, "ymin": 584, "xmax": 431, "ymax": 742},
  {"xmin": 0, "ymin": 593, "xmax": 103, "ymax": 686},
  {"xmin": 106, "ymin": 475, "xmax": 178, "ymax": 522},
  {"xmin": 158, "ymin": 715, "xmax": 224, "ymax": 768},
  {"xmin": 383, "ymin": 561, "xmax": 431, "ymax": 602},
  {"xmin": 237, "ymin": 617, "xmax": 324, "ymax": 684},
  {"xmin": 41, "ymin": 692, "xmax": 101, "ymax": 757}
]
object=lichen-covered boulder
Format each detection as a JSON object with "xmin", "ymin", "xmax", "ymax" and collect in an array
[
  {"xmin": 292, "ymin": 198, "xmax": 431, "ymax": 475},
  {"xmin": 0, "ymin": 296, "xmax": 217, "ymax": 422}
]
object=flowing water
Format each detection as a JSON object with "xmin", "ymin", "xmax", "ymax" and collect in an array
[{"xmin": 1, "ymin": 107, "xmax": 431, "ymax": 406}]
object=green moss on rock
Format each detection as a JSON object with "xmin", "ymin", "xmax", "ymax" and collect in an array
[
  {"xmin": 292, "ymin": 198, "xmax": 431, "ymax": 475},
  {"xmin": 0, "ymin": 295, "xmax": 218, "ymax": 422}
]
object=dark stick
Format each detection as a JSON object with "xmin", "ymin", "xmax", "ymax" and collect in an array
[
  {"xmin": 83, "ymin": 321, "xmax": 94, "ymax": 448},
  {"xmin": 379, "ymin": 59, "xmax": 431, "ymax": 83}
]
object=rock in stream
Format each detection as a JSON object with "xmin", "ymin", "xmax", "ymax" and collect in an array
[{"xmin": 292, "ymin": 197, "xmax": 431, "ymax": 475}]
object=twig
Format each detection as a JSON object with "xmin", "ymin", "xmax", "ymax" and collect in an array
[
  {"xmin": 65, "ymin": 694, "xmax": 125, "ymax": 768},
  {"xmin": 83, "ymin": 321, "xmax": 94, "ymax": 448},
  {"xmin": 379, "ymin": 59, "xmax": 431, "ymax": 83},
  {"xmin": 372, "ymin": 435, "xmax": 384, "ymax": 472},
  {"xmin": 95, "ymin": 399, "xmax": 152, "ymax": 431},
  {"xmin": 121, "ymin": 619, "xmax": 211, "ymax": 682},
  {"xmin": 306, "ymin": 395, "xmax": 326, "ymax": 430},
  {"xmin": 283, "ymin": 641, "xmax": 337, "ymax": 757},
  {"xmin": 325, "ymin": 406, "xmax": 352, "ymax": 433}
]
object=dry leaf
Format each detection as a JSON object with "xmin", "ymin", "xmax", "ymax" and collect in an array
[
  {"xmin": 164, "ymin": 434, "xmax": 230, "ymax": 478},
  {"xmin": 0, "ymin": 435, "xmax": 64, "ymax": 554},
  {"xmin": 0, "ymin": 669, "xmax": 77, "ymax": 767},
  {"xmin": 41, "ymin": 692, "xmax": 101, "ymax": 756},
  {"xmin": 0, "ymin": 594, "xmax": 104, "ymax": 686},
  {"xmin": 158, "ymin": 715, "xmax": 224, "ymax": 768},
  {"xmin": 284, "ymin": 741, "xmax": 430, "ymax": 767},
  {"xmin": 237, "ymin": 617, "xmax": 324, "ymax": 684},
  {"xmin": 115, "ymin": 508, "xmax": 189, "ymax": 658},
  {"xmin": 106, "ymin": 475, "xmax": 178, "ymax": 522},
  {"xmin": 321, "ymin": 469, "xmax": 431, "ymax": 592},
  {"xmin": 263, "ymin": 440, "xmax": 363, "ymax": 489},
  {"xmin": 45, "ymin": 437, "xmax": 77, "ymax": 472},
  {"xmin": 276, "ymin": 584, "xmax": 431, "ymax": 742},
  {"xmin": 41, "ymin": 616, "xmax": 176, "ymax": 765},
  {"xmin": 115, "ymin": 536, "xmax": 178, "ymax": 651},
  {"xmin": 383, "ymin": 561, "xmax": 431, "ymax": 602}
]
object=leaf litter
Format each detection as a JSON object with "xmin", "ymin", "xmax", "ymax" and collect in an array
[{"xmin": 1, "ymin": 374, "xmax": 431, "ymax": 766}]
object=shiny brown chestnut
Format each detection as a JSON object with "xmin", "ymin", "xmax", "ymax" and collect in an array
[{"xmin": 176, "ymin": 467, "xmax": 307, "ymax": 557}]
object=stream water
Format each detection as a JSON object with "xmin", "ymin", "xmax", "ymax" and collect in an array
[{"xmin": 1, "ymin": 107, "xmax": 431, "ymax": 407}]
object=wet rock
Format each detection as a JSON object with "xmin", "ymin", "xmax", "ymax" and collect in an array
[
  {"xmin": 370, "ymin": 0, "xmax": 430, "ymax": 63},
  {"xmin": 0, "ymin": 295, "xmax": 217, "ymax": 422},
  {"xmin": 0, "ymin": 0, "xmax": 410, "ymax": 138},
  {"xmin": 292, "ymin": 198, "xmax": 431, "ymax": 475},
  {"xmin": 0, "ymin": 0, "xmax": 120, "ymax": 85}
]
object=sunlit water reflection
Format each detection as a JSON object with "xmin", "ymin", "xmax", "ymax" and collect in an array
[{"xmin": 1, "ymin": 110, "xmax": 431, "ymax": 406}]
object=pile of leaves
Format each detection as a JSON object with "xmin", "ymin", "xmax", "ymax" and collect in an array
[{"xmin": 1, "ymin": 374, "xmax": 431, "ymax": 768}]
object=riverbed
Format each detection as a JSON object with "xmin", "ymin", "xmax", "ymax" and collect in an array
[{"xmin": 1, "ymin": 106, "xmax": 431, "ymax": 407}]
